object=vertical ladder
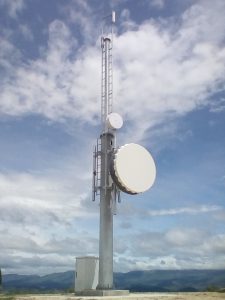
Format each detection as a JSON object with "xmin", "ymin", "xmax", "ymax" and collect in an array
[{"xmin": 108, "ymin": 42, "xmax": 113, "ymax": 116}]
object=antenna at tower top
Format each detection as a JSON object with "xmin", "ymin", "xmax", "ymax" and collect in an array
[
  {"xmin": 102, "ymin": 11, "xmax": 116, "ymax": 38},
  {"xmin": 112, "ymin": 11, "xmax": 116, "ymax": 23}
]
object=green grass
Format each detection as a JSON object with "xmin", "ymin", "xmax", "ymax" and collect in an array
[{"xmin": 0, "ymin": 295, "xmax": 16, "ymax": 300}]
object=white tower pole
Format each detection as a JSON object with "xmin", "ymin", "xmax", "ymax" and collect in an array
[{"xmin": 97, "ymin": 12, "xmax": 115, "ymax": 290}]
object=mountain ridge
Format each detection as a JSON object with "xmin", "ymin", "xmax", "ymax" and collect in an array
[{"xmin": 2, "ymin": 269, "xmax": 225, "ymax": 292}]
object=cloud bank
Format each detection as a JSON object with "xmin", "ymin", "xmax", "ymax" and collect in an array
[
  {"xmin": 0, "ymin": 0, "xmax": 225, "ymax": 274},
  {"xmin": 0, "ymin": 0, "xmax": 224, "ymax": 137}
]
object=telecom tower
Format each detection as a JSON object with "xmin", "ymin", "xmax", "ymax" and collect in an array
[
  {"xmin": 92, "ymin": 11, "xmax": 121, "ymax": 290},
  {"xmin": 76, "ymin": 11, "xmax": 156, "ymax": 296}
]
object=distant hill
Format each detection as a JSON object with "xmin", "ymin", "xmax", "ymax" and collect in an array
[
  {"xmin": 114, "ymin": 270, "xmax": 225, "ymax": 292},
  {"xmin": 2, "ymin": 270, "xmax": 225, "ymax": 292},
  {"xmin": 3, "ymin": 271, "xmax": 75, "ymax": 292}
]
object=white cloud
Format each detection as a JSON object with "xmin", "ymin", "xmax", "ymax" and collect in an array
[
  {"xmin": 0, "ymin": 171, "xmax": 95, "ymax": 227},
  {"xmin": 1, "ymin": 169, "xmax": 224, "ymax": 274},
  {"xmin": 0, "ymin": 36, "xmax": 21, "ymax": 72},
  {"xmin": 0, "ymin": 252, "xmax": 75, "ymax": 275},
  {"xmin": 147, "ymin": 205, "xmax": 222, "ymax": 217},
  {"xmin": 113, "ymin": 228, "xmax": 225, "ymax": 271},
  {"xmin": 118, "ymin": 201, "xmax": 223, "ymax": 218},
  {"xmin": 0, "ymin": 0, "xmax": 225, "ymax": 275},
  {"xmin": 19, "ymin": 24, "xmax": 33, "ymax": 40},
  {"xmin": 0, "ymin": 0, "xmax": 25, "ymax": 18},
  {"xmin": 113, "ymin": 1, "xmax": 225, "ymax": 141},
  {"xmin": 120, "ymin": 9, "xmax": 138, "ymax": 31},
  {"xmin": 65, "ymin": 0, "xmax": 93, "ymax": 41},
  {"xmin": 0, "ymin": 19, "xmax": 100, "ymax": 122},
  {"xmin": 0, "ymin": 227, "xmax": 99, "ymax": 274},
  {"xmin": 214, "ymin": 210, "xmax": 225, "ymax": 221},
  {"xmin": 165, "ymin": 228, "xmax": 207, "ymax": 247},
  {"xmin": 202, "ymin": 234, "xmax": 225, "ymax": 255},
  {"xmin": 209, "ymin": 97, "xmax": 225, "ymax": 113},
  {"xmin": 149, "ymin": 0, "xmax": 165, "ymax": 9},
  {"xmin": 0, "ymin": 0, "xmax": 224, "ymax": 142},
  {"xmin": 0, "ymin": 170, "xmax": 99, "ymax": 275}
]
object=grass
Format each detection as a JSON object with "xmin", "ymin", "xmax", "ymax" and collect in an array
[{"xmin": 0, "ymin": 295, "xmax": 16, "ymax": 300}]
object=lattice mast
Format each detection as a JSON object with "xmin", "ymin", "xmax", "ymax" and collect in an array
[
  {"xmin": 101, "ymin": 22, "xmax": 113, "ymax": 132},
  {"xmin": 92, "ymin": 11, "xmax": 115, "ymax": 202}
]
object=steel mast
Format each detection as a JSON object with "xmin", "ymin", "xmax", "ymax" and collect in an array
[
  {"xmin": 93, "ymin": 11, "xmax": 118, "ymax": 290},
  {"xmin": 98, "ymin": 11, "xmax": 115, "ymax": 290},
  {"xmin": 91, "ymin": 11, "xmax": 156, "ymax": 294}
]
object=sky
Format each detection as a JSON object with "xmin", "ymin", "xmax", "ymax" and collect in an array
[{"xmin": 0, "ymin": 0, "xmax": 225, "ymax": 275}]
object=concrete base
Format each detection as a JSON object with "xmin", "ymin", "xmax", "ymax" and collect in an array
[{"xmin": 75, "ymin": 289, "xmax": 129, "ymax": 296}]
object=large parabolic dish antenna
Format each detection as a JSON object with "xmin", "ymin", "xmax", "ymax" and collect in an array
[{"xmin": 110, "ymin": 143, "xmax": 156, "ymax": 194}]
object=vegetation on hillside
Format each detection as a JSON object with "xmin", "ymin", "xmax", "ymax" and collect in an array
[{"xmin": 2, "ymin": 270, "xmax": 225, "ymax": 293}]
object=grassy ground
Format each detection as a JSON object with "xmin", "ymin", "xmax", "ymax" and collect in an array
[
  {"xmin": 0, "ymin": 295, "xmax": 16, "ymax": 300},
  {"xmin": 0, "ymin": 292, "xmax": 224, "ymax": 300}
]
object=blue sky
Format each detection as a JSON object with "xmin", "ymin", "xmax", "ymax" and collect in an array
[{"xmin": 0, "ymin": 0, "xmax": 225, "ymax": 275}]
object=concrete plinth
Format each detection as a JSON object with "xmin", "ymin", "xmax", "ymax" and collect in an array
[{"xmin": 75, "ymin": 289, "xmax": 129, "ymax": 297}]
